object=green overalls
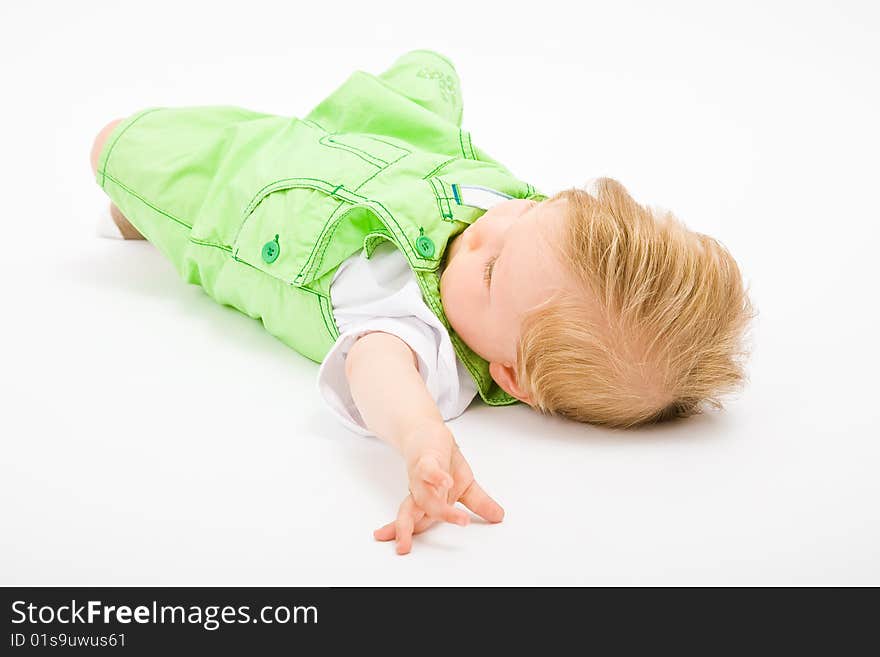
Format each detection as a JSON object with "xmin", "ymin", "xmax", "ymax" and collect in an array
[{"xmin": 94, "ymin": 49, "xmax": 547, "ymax": 406}]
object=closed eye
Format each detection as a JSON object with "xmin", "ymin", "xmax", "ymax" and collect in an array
[{"xmin": 483, "ymin": 256, "xmax": 498, "ymax": 289}]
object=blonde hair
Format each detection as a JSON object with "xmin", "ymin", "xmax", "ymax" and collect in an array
[{"xmin": 516, "ymin": 177, "xmax": 757, "ymax": 429}]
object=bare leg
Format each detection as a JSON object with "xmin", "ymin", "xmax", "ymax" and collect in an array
[
  {"xmin": 109, "ymin": 202, "xmax": 144, "ymax": 239},
  {"xmin": 91, "ymin": 119, "xmax": 145, "ymax": 240}
]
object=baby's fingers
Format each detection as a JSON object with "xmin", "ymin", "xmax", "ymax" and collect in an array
[
  {"xmin": 371, "ymin": 496, "xmax": 424, "ymax": 554},
  {"xmin": 415, "ymin": 455, "xmax": 454, "ymax": 490},
  {"xmin": 374, "ymin": 515, "xmax": 437, "ymax": 542},
  {"xmin": 395, "ymin": 502, "xmax": 415, "ymax": 555},
  {"xmin": 413, "ymin": 486, "xmax": 469, "ymax": 527},
  {"xmin": 373, "ymin": 522, "xmax": 396, "ymax": 542},
  {"xmin": 411, "ymin": 515, "xmax": 437, "ymax": 535},
  {"xmin": 459, "ymin": 480, "xmax": 505, "ymax": 523},
  {"xmin": 413, "ymin": 473, "xmax": 467, "ymax": 527}
]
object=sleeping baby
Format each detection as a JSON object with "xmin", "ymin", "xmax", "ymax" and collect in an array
[{"xmin": 90, "ymin": 49, "xmax": 756, "ymax": 554}]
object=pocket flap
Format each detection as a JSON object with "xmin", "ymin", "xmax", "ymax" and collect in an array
[{"xmin": 232, "ymin": 180, "xmax": 354, "ymax": 285}]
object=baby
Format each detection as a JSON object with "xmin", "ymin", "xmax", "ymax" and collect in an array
[{"xmin": 90, "ymin": 50, "xmax": 755, "ymax": 554}]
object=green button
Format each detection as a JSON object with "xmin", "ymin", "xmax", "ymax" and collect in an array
[
  {"xmin": 415, "ymin": 229, "xmax": 435, "ymax": 258},
  {"xmin": 261, "ymin": 235, "xmax": 280, "ymax": 264}
]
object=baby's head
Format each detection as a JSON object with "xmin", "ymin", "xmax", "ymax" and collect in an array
[{"xmin": 440, "ymin": 177, "xmax": 756, "ymax": 428}]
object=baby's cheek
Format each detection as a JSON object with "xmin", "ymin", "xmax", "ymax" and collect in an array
[{"xmin": 443, "ymin": 272, "xmax": 475, "ymax": 327}]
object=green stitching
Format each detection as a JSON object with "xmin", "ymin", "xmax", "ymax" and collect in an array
[
  {"xmin": 319, "ymin": 295, "xmax": 340, "ymax": 341},
  {"xmin": 234, "ymin": 177, "xmax": 343, "ymax": 248},
  {"xmin": 242, "ymin": 177, "xmax": 339, "ymax": 218},
  {"xmin": 433, "ymin": 178, "xmax": 457, "ymax": 220},
  {"xmin": 363, "ymin": 229, "xmax": 393, "ymax": 257},
  {"xmin": 233, "ymin": 164, "xmax": 445, "ymax": 293},
  {"xmin": 236, "ymin": 131, "xmax": 412, "ymax": 283},
  {"xmin": 353, "ymin": 156, "xmax": 397, "ymax": 192},
  {"xmin": 102, "ymin": 172, "xmax": 192, "ymax": 230},
  {"xmin": 365, "ymin": 134, "xmax": 412, "ymax": 154},
  {"xmin": 413, "ymin": 266, "xmax": 515, "ymax": 406},
  {"xmin": 189, "ymin": 236, "xmax": 232, "ymax": 252},
  {"xmin": 301, "ymin": 201, "xmax": 357, "ymax": 283},
  {"xmin": 423, "ymin": 157, "xmax": 458, "ymax": 179},
  {"xmin": 301, "ymin": 118, "xmax": 327, "ymax": 132},
  {"xmin": 100, "ymin": 108, "xmax": 163, "ymax": 189},
  {"xmin": 363, "ymin": 196, "xmax": 431, "ymax": 265},
  {"xmin": 228, "ymin": 254, "xmax": 328, "ymax": 301},
  {"xmin": 258, "ymin": 179, "xmax": 433, "ymax": 273},
  {"xmin": 318, "ymin": 132, "xmax": 411, "ymax": 169},
  {"xmin": 413, "ymin": 270, "xmax": 487, "ymax": 395},
  {"xmin": 427, "ymin": 178, "xmax": 456, "ymax": 223},
  {"xmin": 100, "ymin": 109, "xmax": 503, "ymax": 393},
  {"xmin": 319, "ymin": 134, "xmax": 386, "ymax": 168},
  {"xmin": 427, "ymin": 178, "xmax": 445, "ymax": 221},
  {"xmin": 236, "ymin": 177, "xmax": 348, "ymax": 274}
]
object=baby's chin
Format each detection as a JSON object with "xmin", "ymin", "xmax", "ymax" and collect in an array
[
  {"xmin": 440, "ymin": 296, "xmax": 490, "ymax": 361},
  {"xmin": 438, "ymin": 270, "xmax": 456, "ymax": 323},
  {"xmin": 439, "ymin": 273, "xmax": 466, "ymax": 333}
]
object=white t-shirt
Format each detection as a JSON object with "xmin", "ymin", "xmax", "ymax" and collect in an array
[{"xmin": 316, "ymin": 240, "xmax": 478, "ymax": 437}]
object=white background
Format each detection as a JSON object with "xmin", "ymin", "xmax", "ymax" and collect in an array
[{"xmin": 1, "ymin": 0, "xmax": 878, "ymax": 585}]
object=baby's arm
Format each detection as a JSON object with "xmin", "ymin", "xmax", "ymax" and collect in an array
[
  {"xmin": 345, "ymin": 331, "xmax": 444, "ymax": 452},
  {"xmin": 345, "ymin": 331, "xmax": 504, "ymax": 553}
]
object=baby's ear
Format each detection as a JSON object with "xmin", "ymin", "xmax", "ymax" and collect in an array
[{"xmin": 489, "ymin": 362, "xmax": 533, "ymax": 405}]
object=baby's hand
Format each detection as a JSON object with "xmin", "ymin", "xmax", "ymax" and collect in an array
[{"xmin": 374, "ymin": 423, "xmax": 505, "ymax": 554}]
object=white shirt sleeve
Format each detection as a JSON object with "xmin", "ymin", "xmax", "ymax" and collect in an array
[{"xmin": 316, "ymin": 241, "xmax": 479, "ymax": 437}]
